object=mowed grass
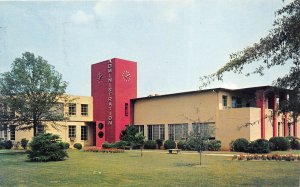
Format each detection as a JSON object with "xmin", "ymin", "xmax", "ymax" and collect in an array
[{"xmin": 0, "ymin": 149, "xmax": 299, "ymax": 187}]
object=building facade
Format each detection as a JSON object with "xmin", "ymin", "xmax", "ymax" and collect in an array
[{"xmin": 0, "ymin": 58, "xmax": 299, "ymax": 150}]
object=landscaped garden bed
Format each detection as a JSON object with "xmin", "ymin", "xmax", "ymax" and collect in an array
[
  {"xmin": 232, "ymin": 154, "xmax": 300, "ymax": 161},
  {"xmin": 83, "ymin": 147, "xmax": 125, "ymax": 153}
]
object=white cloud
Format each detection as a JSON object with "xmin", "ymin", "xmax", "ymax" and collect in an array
[
  {"xmin": 70, "ymin": 10, "xmax": 94, "ymax": 24},
  {"xmin": 93, "ymin": 0, "xmax": 115, "ymax": 16}
]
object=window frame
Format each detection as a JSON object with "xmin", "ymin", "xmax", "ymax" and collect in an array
[
  {"xmin": 81, "ymin": 126, "xmax": 88, "ymax": 140},
  {"xmin": 81, "ymin": 104, "xmax": 88, "ymax": 116},
  {"xmin": 68, "ymin": 103, "xmax": 76, "ymax": 116},
  {"xmin": 68, "ymin": 125, "xmax": 76, "ymax": 138}
]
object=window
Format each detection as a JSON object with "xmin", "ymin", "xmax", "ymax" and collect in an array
[
  {"xmin": 288, "ymin": 123, "xmax": 292, "ymax": 136},
  {"xmin": 36, "ymin": 125, "xmax": 45, "ymax": 134},
  {"xmin": 168, "ymin": 124, "xmax": 188, "ymax": 141},
  {"xmin": 68, "ymin": 103, "xmax": 76, "ymax": 115},
  {"xmin": 135, "ymin": 125, "xmax": 144, "ymax": 136},
  {"xmin": 125, "ymin": 103, "xmax": 128, "ymax": 116},
  {"xmin": 68, "ymin": 125, "xmax": 76, "ymax": 138},
  {"xmin": 147, "ymin": 124, "xmax": 165, "ymax": 140},
  {"xmin": 10, "ymin": 126, "xmax": 15, "ymax": 141},
  {"xmin": 3, "ymin": 125, "xmax": 8, "ymax": 140},
  {"xmin": 192, "ymin": 123, "xmax": 216, "ymax": 139},
  {"xmin": 81, "ymin": 126, "xmax": 88, "ymax": 140},
  {"xmin": 278, "ymin": 122, "xmax": 281, "ymax": 136},
  {"xmin": 232, "ymin": 96, "xmax": 242, "ymax": 108},
  {"xmin": 222, "ymin": 95, "xmax": 228, "ymax": 107},
  {"xmin": 81, "ymin": 104, "xmax": 88, "ymax": 116}
]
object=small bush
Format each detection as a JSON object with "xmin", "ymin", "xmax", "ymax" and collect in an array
[
  {"xmin": 164, "ymin": 140, "xmax": 176, "ymax": 149},
  {"xmin": 113, "ymin": 141, "xmax": 127, "ymax": 149},
  {"xmin": 177, "ymin": 140, "xmax": 189, "ymax": 150},
  {"xmin": 21, "ymin": 138, "xmax": 29, "ymax": 150},
  {"xmin": 206, "ymin": 140, "xmax": 221, "ymax": 151},
  {"xmin": 102, "ymin": 142, "xmax": 113, "ymax": 149},
  {"xmin": 84, "ymin": 147, "xmax": 125, "ymax": 153},
  {"xmin": 247, "ymin": 139, "xmax": 270, "ymax": 154},
  {"xmin": 4, "ymin": 140, "xmax": 13, "ymax": 149},
  {"xmin": 231, "ymin": 138, "xmax": 249, "ymax": 152},
  {"xmin": 269, "ymin": 137, "xmax": 290, "ymax": 151},
  {"xmin": 61, "ymin": 142, "xmax": 70, "ymax": 149},
  {"xmin": 144, "ymin": 140, "xmax": 156, "ymax": 149},
  {"xmin": 73, "ymin": 143, "xmax": 82, "ymax": 150},
  {"xmin": 27, "ymin": 133, "xmax": 68, "ymax": 162},
  {"xmin": 0, "ymin": 140, "xmax": 4, "ymax": 149},
  {"xmin": 287, "ymin": 136, "xmax": 300, "ymax": 150}
]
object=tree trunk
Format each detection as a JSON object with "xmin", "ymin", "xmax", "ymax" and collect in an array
[{"xmin": 33, "ymin": 123, "xmax": 37, "ymax": 137}]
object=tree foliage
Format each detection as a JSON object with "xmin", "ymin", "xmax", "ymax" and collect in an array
[
  {"xmin": 120, "ymin": 125, "xmax": 145, "ymax": 148},
  {"xmin": 0, "ymin": 52, "xmax": 68, "ymax": 136},
  {"xmin": 200, "ymin": 0, "xmax": 300, "ymax": 117},
  {"xmin": 27, "ymin": 133, "xmax": 68, "ymax": 162}
]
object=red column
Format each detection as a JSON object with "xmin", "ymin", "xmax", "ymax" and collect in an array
[
  {"xmin": 261, "ymin": 91, "xmax": 266, "ymax": 139},
  {"xmin": 293, "ymin": 118, "xmax": 297, "ymax": 137},
  {"xmin": 283, "ymin": 112, "xmax": 288, "ymax": 137},
  {"xmin": 272, "ymin": 94, "xmax": 277, "ymax": 137}
]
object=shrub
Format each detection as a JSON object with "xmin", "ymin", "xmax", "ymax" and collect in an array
[
  {"xmin": 61, "ymin": 142, "xmax": 70, "ymax": 149},
  {"xmin": 84, "ymin": 147, "xmax": 125, "ymax": 153},
  {"xmin": 287, "ymin": 136, "xmax": 300, "ymax": 150},
  {"xmin": 206, "ymin": 140, "xmax": 221, "ymax": 151},
  {"xmin": 247, "ymin": 139, "xmax": 270, "ymax": 154},
  {"xmin": 21, "ymin": 138, "xmax": 29, "ymax": 150},
  {"xmin": 144, "ymin": 140, "xmax": 156, "ymax": 149},
  {"xmin": 164, "ymin": 140, "xmax": 176, "ymax": 149},
  {"xmin": 269, "ymin": 137, "xmax": 290, "ymax": 151},
  {"xmin": 4, "ymin": 140, "xmax": 13, "ymax": 149},
  {"xmin": 113, "ymin": 141, "xmax": 127, "ymax": 149},
  {"xmin": 231, "ymin": 138, "xmax": 249, "ymax": 152},
  {"xmin": 0, "ymin": 140, "xmax": 5, "ymax": 149},
  {"xmin": 27, "ymin": 133, "xmax": 68, "ymax": 162},
  {"xmin": 102, "ymin": 142, "xmax": 113, "ymax": 149},
  {"xmin": 177, "ymin": 140, "xmax": 189, "ymax": 150},
  {"xmin": 73, "ymin": 143, "xmax": 82, "ymax": 150}
]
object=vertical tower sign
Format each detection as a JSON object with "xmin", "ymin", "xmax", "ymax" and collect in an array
[{"xmin": 91, "ymin": 58, "xmax": 137, "ymax": 147}]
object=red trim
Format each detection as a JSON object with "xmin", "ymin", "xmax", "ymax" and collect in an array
[
  {"xmin": 283, "ymin": 112, "xmax": 288, "ymax": 137},
  {"xmin": 272, "ymin": 94, "xmax": 277, "ymax": 137},
  {"xmin": 293, "ymin": 118, "xmax": 297, "ymax": 137}
]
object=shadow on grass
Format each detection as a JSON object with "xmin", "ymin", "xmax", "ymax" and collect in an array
[
  {"xmin": 175, "ymin": 162, "xmax": 198, "ymax": 167},
  {"xmin": 0, "ymin": 150, "xmax": 27, "ymax": 155}
]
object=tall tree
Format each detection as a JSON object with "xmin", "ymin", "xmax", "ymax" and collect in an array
[
  {"xmin": 200, "ymin": 0, "xmax": 300, "ymax": 118},
  {"xmin": 0, "ymin": 52, "xmax": 68, "ymax": 136}
]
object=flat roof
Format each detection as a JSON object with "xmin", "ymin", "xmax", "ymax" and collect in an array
[{"xmin": 131, "ymin": 85, "xmax": 276, "ymax": 101}]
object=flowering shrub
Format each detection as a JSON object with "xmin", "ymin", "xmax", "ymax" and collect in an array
[
  {"xmin": 232, "ymin": 153, "xmax": 300, "ymax": 161},
  {"xmin": 84, "ymin": 147, "xmax": 125, "ymax": 153}
]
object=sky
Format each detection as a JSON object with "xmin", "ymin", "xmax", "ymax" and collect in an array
[{"xmin": 0, "ymin": 0, "xmax": 292, "ymax": 97}]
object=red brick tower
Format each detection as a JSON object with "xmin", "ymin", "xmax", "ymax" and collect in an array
[{"xmin": 91, "ymin": 58, "xmax": 137, "ymax": 147}]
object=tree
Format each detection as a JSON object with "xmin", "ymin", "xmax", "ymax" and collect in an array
[
  {"xmin": 120, "ymin": 125, "xmax": 144, "ymax": 149},
  {"xmin": 27, "ymin": 133, "xmax": 68, "ymax": 162},
  {"xmin": 0, "ymin": 52, "xmax": 68, "ymax": 136},
  {"xmin": 200, "ymin": 0, "xmax": 300, "ymax": 118}
]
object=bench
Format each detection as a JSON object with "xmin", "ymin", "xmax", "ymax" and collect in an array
[{"xmin": 168, "ymin": 149, "xmax": 181, "ymax": 154}]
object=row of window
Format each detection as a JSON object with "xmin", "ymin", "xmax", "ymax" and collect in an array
[
  {"xmin": 68, "ymin": 125, "xmax": 88, "ymax": 140},
  {"xmin": 68, "ymin": 104, "xmax": 88, "ymax": 116},
  {"xmin": 0, "ymin": 125, "xmax": 88, "ymax": 141},
  {"xmin": 0, "ymin": 125, "xmax": 15, "ymax": 140},
  {"xmin": 135, "ymin": 123, "xmax": 215, "ymax": 141}
]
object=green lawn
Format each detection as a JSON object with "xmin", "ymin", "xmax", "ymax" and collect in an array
[{"xmin": 0, "ymin": 149, "xmax": 299, "ymax": 187}]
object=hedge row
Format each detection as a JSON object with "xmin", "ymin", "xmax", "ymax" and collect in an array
[
  {"xmin": 177, "ymin": 140, "xmax": 221, "ymax": 151},
  {"xmin": 230, "ymin": 136, "xmax": 300, "ymax": 154}
]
